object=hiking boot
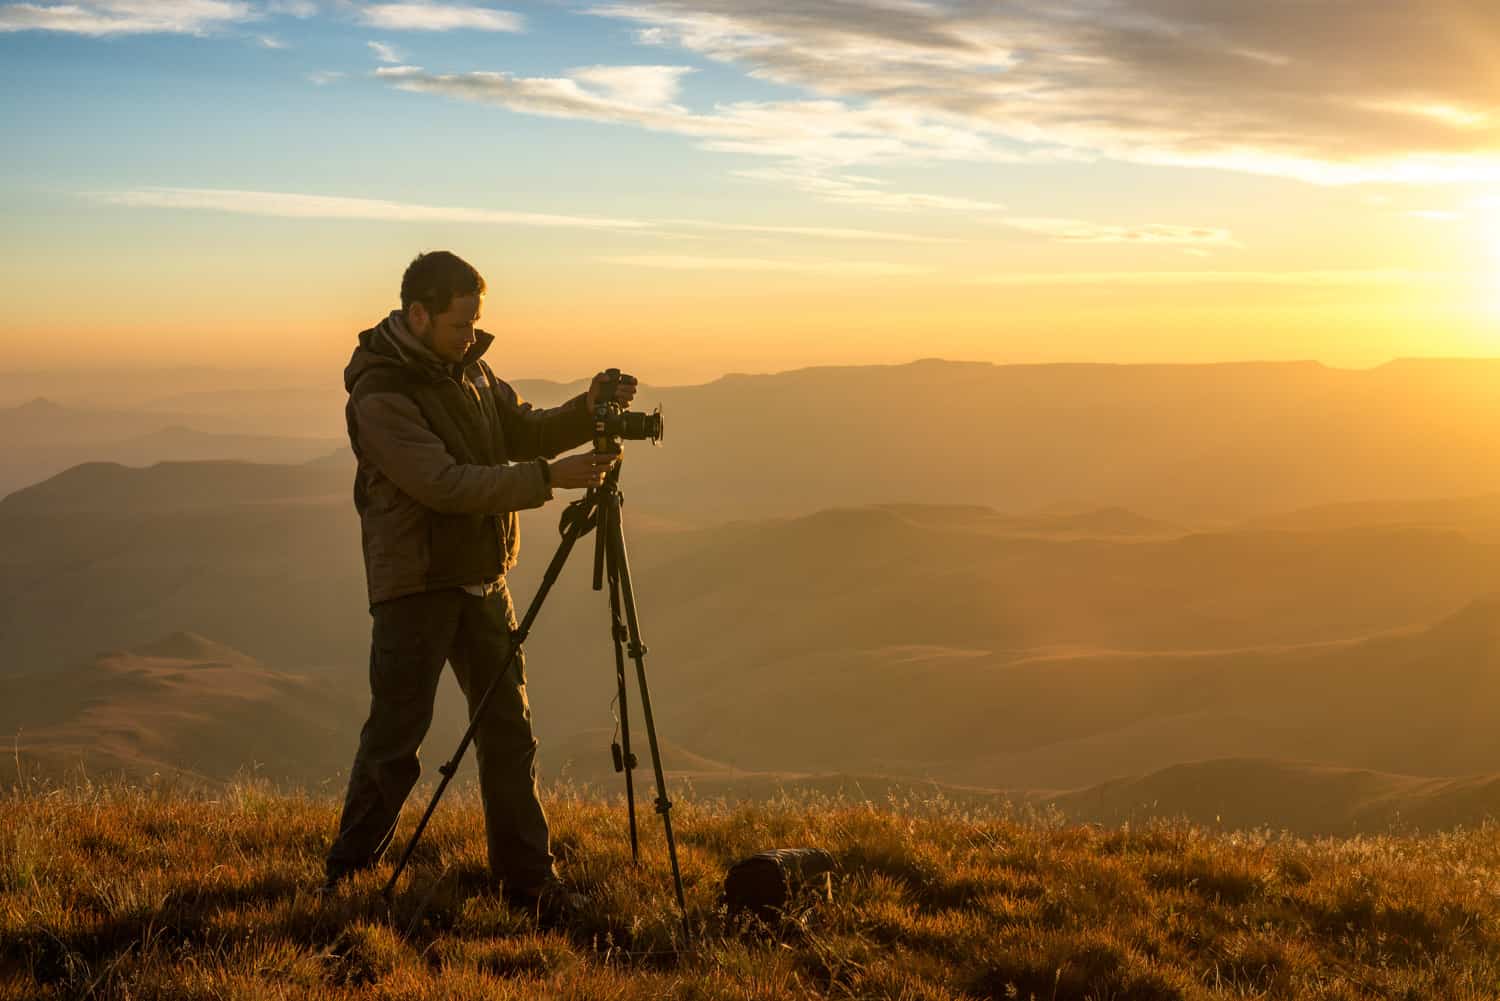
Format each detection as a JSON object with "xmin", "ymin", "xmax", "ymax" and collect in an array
[
  {"xmin": 506, "ymin": 876, "xmax": 588, "ymax": 924},
  {"xmin": 315, "ymin": 862, "xmax": 359, "ymax": 896}
]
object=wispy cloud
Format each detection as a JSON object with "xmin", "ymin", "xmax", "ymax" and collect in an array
[
  {"xmin": 91, "ymin": 187, "xmax": 653, "ymax": 230},
  {"xmin": 307, "ymin": 70, "xmax": 344, "ymax": 85},
  {"xmin": 732, "ymin": 167, "xmax": 1007, "ymax": 214},
  {"xmin": 583, "ymin": 1, "xmax": 1500, "ymax": 186},
  {"xmin": 601, "ymin": 255, "xmax": 931, "ymax": 276},
  {"xmin": 368, "ymin": 40, "xmax": 402, "ymax": 63},
  {"xmin": 256, "ymin": 33, "xmax": 285, "ymax": 48},
  {"xmin": 84, "ymin": 186, "xmax": 951, "ymax": 243},
  {"xmin": 966, "ymin": 270, "xmax": 1451, "ymax": 287},
  {"xmin": 359, "ymin": 3, "xmax": 521, "ymax": 32},
  {"xmin": 999, "ymin": 219, "xmax": 1239, "ymax": 248},
  {"xmin": 266, "ymin": 0, "xmax": 315, "ymax": 16},
  {"xmin": 0, "ymin": 1, "xmax": 254, "ymax": 35},
  {"xmin": 666, "ymin": 218, "xmax": 951, "ymax": 244}
]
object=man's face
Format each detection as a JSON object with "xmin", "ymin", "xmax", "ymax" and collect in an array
[{"xmin": 411, "ymin": 293, "xmax": 482, "ymax": 365}]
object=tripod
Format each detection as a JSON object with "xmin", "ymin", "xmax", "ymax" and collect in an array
[{"xmin": 381, "ymin": 458, "xmax": 689, "ymax": 939}]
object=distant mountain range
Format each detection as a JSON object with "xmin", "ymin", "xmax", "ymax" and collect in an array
[
  {"xmin": 0, "ymin": 397, "xmax": 342, "ymax": 495},
  {"xmin": 7, "ymin": 357, "xmax": 1500, "ymax": 833},
  {"xmin": 5, "ymin": 460, "xmax": 1500, "ymax": 827},
  {"xmin": 8, "ymin": 357, "xmax": 1500, "ymax": 521}
]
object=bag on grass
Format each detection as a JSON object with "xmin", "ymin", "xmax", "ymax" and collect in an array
[{"xmin": 722, "ymin": 848, "xmax": 838, "ymax": 921}]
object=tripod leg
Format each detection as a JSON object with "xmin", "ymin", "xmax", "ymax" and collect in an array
[
  {"xmin": 382, "ymin": 498, "xmax": 596, "ymax": 899},
  {"xmin": 605, "ymin": 489, "xmax": 690, "ymax": 940},
  {"xmin": 602, "ymin": 498, "xmax": 641, "ymax": 860}
]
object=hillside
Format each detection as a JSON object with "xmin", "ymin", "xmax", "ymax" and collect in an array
[
  {"xmin": 8, "ymin": 460, "xmax": 1500, "ymax": 676},
  {"xmin": 1, "ymin": 783, "xmax": 1496, "ymax": 999},
  {"xmin": 651, "ymin": 597, "xmax": 1500, "ymax": 789},
  {"xmin": 10, "ymin": 615, "xmax": 1500, "ymax": 835},
  {"xmin": 0, "ymin": 633, "xmax": 363, "ymax": 787},
  {"xmin": 1050, "ymin": 758, "xmax": 1500, "ymax": 835}
]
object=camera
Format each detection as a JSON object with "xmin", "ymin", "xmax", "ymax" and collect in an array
[{"xmin": 593, "ymin": 368, "xmax": 664, "ymax": 455}]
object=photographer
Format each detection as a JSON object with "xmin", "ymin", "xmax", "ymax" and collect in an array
[{"xmin": 321, "ymin": 250, "xmax": 634, "ymax": 919}]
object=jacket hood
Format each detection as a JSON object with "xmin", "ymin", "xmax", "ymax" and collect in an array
[{"xmin": 344, "ymin": 309, "xmax": 495, "ymax": 392}]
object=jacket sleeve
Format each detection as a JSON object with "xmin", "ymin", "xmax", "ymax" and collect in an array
[
  {"xmin": 493, "ymin": 375, "xmax": 595, "ymax": 462},
  {"xmin": 352, "ymin": 389, "xmax": 553, "ymax": 515}
]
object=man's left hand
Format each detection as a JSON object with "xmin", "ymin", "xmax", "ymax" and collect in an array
[{"xmin": 588, "ymin": 371, "xmax": 639, "ymax": 409}]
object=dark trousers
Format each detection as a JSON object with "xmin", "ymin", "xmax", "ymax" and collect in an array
[{"xmin": 326, "ymin": 582, "xmax": 556, "ymax": 890}]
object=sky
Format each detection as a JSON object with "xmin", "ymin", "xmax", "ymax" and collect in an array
[{"xmin": 2, "ymin": 0, "xmax": 1499, "ymax": 384}]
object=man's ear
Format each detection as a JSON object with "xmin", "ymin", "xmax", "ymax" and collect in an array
[{"xmin": 406, "ymin": 301, "xmax": 429, "ymax": 334}]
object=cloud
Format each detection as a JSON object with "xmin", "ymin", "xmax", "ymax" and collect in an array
[
  {"xmin": 359, "ymin": 3, "xmax": 521, "ymax": 32},
  {"xmin": 583, "ymin": 1, "xmax": 1500, "ymax": 185},
  {"xmin": 85, "ymin": 186, "xmax": 949, "ymax": 243},
  {"xmin": 368, "ymin": 40, "xmax": 402, "ymax": 63},
  {"xmin": 373, "ymin": 64, "xmax": 1019, "ymax": 167},
  {"xmin": 257, "ymin": 33, "xmax": 285, "ymax": 48},
  {"xmin": 373, "ymin": 63, "xmax": 1230, "ymax": 245},
  {"xmin": 732, "ymin": 167, "xmax": 1007, "ymax": 214},
  {"xmin": 998, "ymin": 218, "xmax": 1238, "ymax": 248},
  {"xmin": 570, "ymin": 64, "xmax": 694, "ymax": 107},
  {"xmin": 966, "ymin": 269, "xmax": 1449, "ymax": 287},
  {"xmin": 266, "ymin": 0, "xmax": 316, "ymax": 15},
  {"xmin": 92, "ymin": 187, "xmax": 653, "ymax": 230},
  {"xmin": 600, "ymin": 254, "xmax": 931, "ymax": 276},
  {"xmin": 307, "ymin": 69, "xmax": 344, "ymax": 85},
  {"xmin": 666, "ymin": 218, "xmax": 951, "ymax": 244},
  {"xmin": 0, "ymin": 1, "xmax": 254, "ymax": 35}
]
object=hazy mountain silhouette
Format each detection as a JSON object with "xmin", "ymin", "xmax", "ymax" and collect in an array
[
  {"xmin": 0, "ymin": 398, "xmax": 341, "ymax": 495},
  {"xmin": 10, "ymin": 358, "xmax": 1500, "ymax": 521},
  {"xmin": 602, "ymin": 357, "xmax": 1500, "ymax": 523},
  {"xmin": 0, "ymin": 458, "xmax": 351, "ymax": 514}
]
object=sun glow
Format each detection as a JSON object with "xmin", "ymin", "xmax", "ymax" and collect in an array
[{"xmin": 1489, "ymin": 209, "xmax": 1500, "ymax": 317}]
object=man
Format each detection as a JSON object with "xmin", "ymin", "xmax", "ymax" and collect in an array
[{"xmin": 323, "ymin": 250, "xmax": 632, "ymax": 915}]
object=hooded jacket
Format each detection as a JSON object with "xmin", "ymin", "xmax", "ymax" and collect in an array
[{"xmin": 343, "ymin": 310, "xmax": 593, "ymax": 605}]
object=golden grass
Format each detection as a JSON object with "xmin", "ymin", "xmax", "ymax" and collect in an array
[{"xmin": 2, "ymin": 774, "xmax": 1499, "ymax": 1000}]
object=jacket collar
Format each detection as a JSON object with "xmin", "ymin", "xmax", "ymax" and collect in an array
[{"xmin": 376, "ymin": 309, "xmax": 495, "ymax": 379}]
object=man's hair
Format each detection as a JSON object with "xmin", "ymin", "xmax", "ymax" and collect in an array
[{"xmin": 400, "ymin": 251, "xmax": 487, "ymax": 316}]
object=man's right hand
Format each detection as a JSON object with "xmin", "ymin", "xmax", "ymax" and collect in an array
[{"xmin": 548, "ymin": 451, "xmax": 619, "ymax": 489}]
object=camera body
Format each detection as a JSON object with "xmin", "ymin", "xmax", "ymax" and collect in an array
[{"xmin": 592, "ymin": 367, "xmax": 664, "ymax": 455}]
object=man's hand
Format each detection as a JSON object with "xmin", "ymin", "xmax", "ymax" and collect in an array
[
  {"xmin": 548, "ymin": 451, "xmax": 619, "ymax": 489},
  {"xmin": 587, "ymin": 371, "xmax": 638, "ymax": 410}
]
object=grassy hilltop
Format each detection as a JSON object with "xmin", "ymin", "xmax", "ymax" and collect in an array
[{"xmin": 3, "ymin": 781, "xmax": 1499, "ymax": 1000}]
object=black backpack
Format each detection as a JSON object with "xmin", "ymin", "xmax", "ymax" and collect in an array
[{"xmin": 722, "ymin": 848, "xmax": 838, "ymax": 922}]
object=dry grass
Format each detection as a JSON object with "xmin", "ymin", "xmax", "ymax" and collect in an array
[{"xmin": 3, "ymin": 773, "xmax": 1499, "ymax": 1000}]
